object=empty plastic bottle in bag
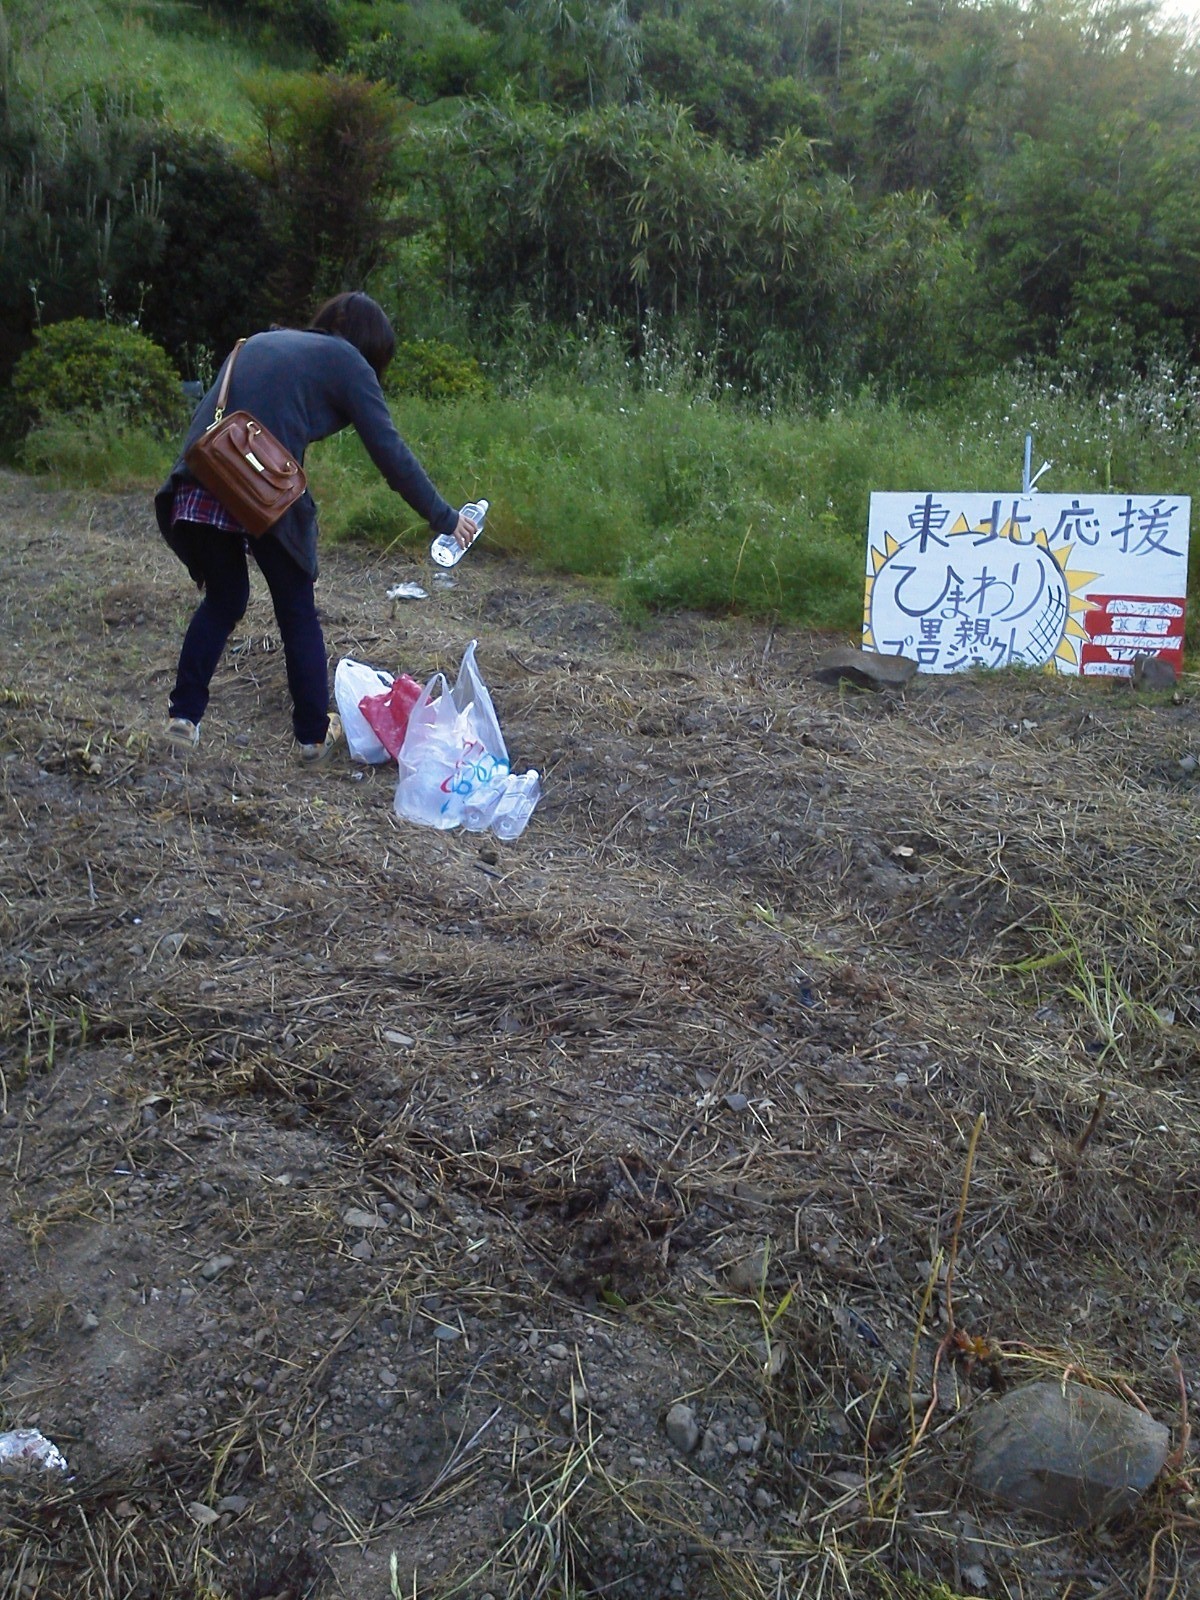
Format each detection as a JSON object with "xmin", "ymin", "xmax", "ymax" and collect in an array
[
  {"xmin": 462, "ymin": 753, "xmax": 511, "ymax": 831},
  {"xmin": 431, "ymin": 499, "xmax": 488, "ymax": 568},
  {"xmin": 491, "ymin": 769, "xmax": 541, "ymax": 840}
]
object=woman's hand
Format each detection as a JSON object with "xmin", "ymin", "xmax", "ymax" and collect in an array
[{"xmin": 453, "ymin": 510, "xmax": 480, "ymax": 550}]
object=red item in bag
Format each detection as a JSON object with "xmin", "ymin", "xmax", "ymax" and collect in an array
[{"xmin": 359, "ymin": 674, "xmax": 423, "ymax": 759}]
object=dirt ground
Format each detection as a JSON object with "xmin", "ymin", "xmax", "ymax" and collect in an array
[{"xmin": 1, "ymin": 467, "xmax": 1198, "ymax": 1600}]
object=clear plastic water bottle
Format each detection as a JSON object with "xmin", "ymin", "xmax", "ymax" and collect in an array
[
  {"xmin": 461, "ymin": 753, "xmax": 511, "ymax": 831},
  {"xmin": 491, "ymin": 769, "xmax": 541, "ymax": 840},
  {"xmin": 431, "ymin": 499, "xmax": 488, "ymax": 568}
]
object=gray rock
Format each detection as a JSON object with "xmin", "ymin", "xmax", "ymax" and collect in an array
[
  {"xmin": 813, "ymin": 646, "xmax": 918, "ymax": 691},
  {"xmin": 955, "ymin": 1510, "xmax": 989, "ymax": 1570},
  {"xmin": 342, "ymin": 1208, "xmax": 386, "ymax": 1230},
  {"xmin": 665, "ymin": 1402, "xmax": 700, "ymax": 1454},
  {"xmin": 970, "ymin": 1381, "xmax": 1169, "ymax": 1526},
  {"xmin": 725, "ymin": 1246, "xmax": 767, "ymax": 1295},
  {"xmin": 1132, "ymin": 654, "xmax": 1178, "ymax": 691},
  {"xmin": 200, "ymin": 1255, "xmax": 235, "ymax": 1281}
]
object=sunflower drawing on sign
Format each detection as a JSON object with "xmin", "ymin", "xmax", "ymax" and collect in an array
[{"xmin": 864, "ymin": 506, "xmax": 1099, "ymax": 673}]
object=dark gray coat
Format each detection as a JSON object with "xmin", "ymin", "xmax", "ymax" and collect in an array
[{"xmin": 155, "ymin": 327, "xmax": 458, "ymax": 580}]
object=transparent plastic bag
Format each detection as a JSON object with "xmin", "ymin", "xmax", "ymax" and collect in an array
[
  {"xmin": 393, "ymin": 675, "xmax": 467, "ymax": 829},
  {"xmin": 394, "ymin": 642, "xmax": 510, "ymax": 830},
  {"xmin": 334, "ymin": 658, "xmax": 393, "ymax": 764},
  {"xmin": 455, "ymin": 639, "xmax": 506, "ymax": 765}
]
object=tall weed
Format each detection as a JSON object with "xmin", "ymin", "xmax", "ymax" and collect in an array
[
  {"xmin": 283, "ymin": 364, "xmax": 1200, "ymax": 632},
  {"xmin": 19, "ymin": 354, "xmax": 1200, "ymax": 637},
  {"xmin": 19, "ymin": 410, "xmax": 173, "ymax": 490},
  {"xmin": 952, "ymin": 359, "xmax": 1200, "ymax": 597}
]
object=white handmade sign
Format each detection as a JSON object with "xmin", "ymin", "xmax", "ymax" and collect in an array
[{"xmin": 863, "ymin": 492, "xmax": 1190, "ymax": 677}]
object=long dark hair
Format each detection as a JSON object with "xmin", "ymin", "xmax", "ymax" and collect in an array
[{"xmin": 309, "ymin": 292, "xmax": 396, "ymax": 382}]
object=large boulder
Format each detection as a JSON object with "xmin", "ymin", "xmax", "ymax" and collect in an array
[
  {"xmin": 812, "ymin": 646, "xmax": 918, "ymax": 691},
  {"xmin": 970, "ymin": 1381, "xmax": 1170, "ymax": 1527},
  {"xmin": 1131, "ymin": 654, "xmax": 1178, "ymax": 691}
]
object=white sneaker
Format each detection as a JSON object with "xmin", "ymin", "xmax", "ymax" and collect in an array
[
  {"xmin": 165, "ymin": 717, "xmax": 200, "ymax": 749},
  {"xmin": 296, "ymin": 713, "xmax": 344, "ymax": 766}
]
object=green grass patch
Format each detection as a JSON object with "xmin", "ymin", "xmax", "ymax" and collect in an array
[
  {"xmin": 19, "ymin": 409, "xmax": 174, "ymax": 490},
  {"xmin": 7, "ymin": 0, "xmax": 284, "ymax": 138},
  {"xmin": 318, "ymin": 371, "xmax": 1200, "ymax": 631},
  {"xmin": 312, "ymin": 385, "xmax": 886, "ymax": 624},
  {"xmin": 17, "ymin": 359, "xmax": 1200, "ymax": 637}
]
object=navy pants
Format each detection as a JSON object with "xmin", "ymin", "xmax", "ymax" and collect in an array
[{"xmin": 168, "ymin": 522, "xmax": 330, "ymax": 744}]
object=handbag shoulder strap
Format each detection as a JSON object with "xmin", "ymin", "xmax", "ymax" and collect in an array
[{"xmin": 212, "ymin": 339, "xmax": 247, "ymax": 425}]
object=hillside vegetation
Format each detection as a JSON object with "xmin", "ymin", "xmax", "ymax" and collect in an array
[
  {"xmin": 8, "ymin": 0, "xmax": 1200, "ymax": 385},
  {"xmin": 4, "ymin": 0, "xmax": 1200, "ymax": 625},
  {"xmin": 2, "ymin": 8, "xmax": 1199, "ymax": 1600}
]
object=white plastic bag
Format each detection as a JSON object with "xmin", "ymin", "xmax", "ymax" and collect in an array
[
  {"xmin": 394, "ymin": 641, "xmax": 510, "ymax": 830},
  {"xmin": 0, "ymin": 1429, "xmax": 69, "ymax": 1475},
  {"xmin": 334, "ymin": 658, "xmax": 393, "ymax": 764},
  {"xmin": 455, "ymin": 639, "xmax": 506, "ymax": 765}
]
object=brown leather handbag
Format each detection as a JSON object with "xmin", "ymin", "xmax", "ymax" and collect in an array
[{"xmin": 184, "ymin": 339, "xmax": 306, "ymax": 537}]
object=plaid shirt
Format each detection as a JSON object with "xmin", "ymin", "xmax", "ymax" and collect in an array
[{"xmin": 172, "ymin": 483, "xmax": 243, "ymax": 533}]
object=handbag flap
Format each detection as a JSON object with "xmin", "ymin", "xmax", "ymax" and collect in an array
[
  {"xmin": 205, "ymin": 413, "xmax": 301, "ymax": 482},
  {"xmin": 185, "ymin": 409, "xmax": 307, "ymax": 534}
]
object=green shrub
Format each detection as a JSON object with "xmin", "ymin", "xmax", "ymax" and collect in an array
[
  {"xmin": 9, "ymin": 319, "xmax": 185, "ymax": 439},
  {"xmin": 202, "ymin": 0, "xmax": 346, "ymax": 62},
  {"xmin": 0, "ymin": 88, "xmax": 166, "ymax": 389},
  {"xmin": 388, "ymin": 339, "xmax": 490, "ymax": 402},
  {"xmin": 243, "ymin": 70, "xmax": 404, "ymax": 321},
  {"xmin": 343, "ymin": 18, "xmax": 498, "ymax": 102}
]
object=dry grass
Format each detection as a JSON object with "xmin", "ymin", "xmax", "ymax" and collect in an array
[{"xmin": 0, "ymin": 471, "xmax": 1197, "ymax": 1598}]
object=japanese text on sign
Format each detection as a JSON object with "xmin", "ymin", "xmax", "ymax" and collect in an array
[{"xmin": 863, "ymin": 492, "xmax": 1190, "ymax": 676}]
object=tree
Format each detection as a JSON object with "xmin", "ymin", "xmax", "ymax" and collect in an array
[
  {"xmin": 413, "ymin": 97, "xmax": 968, "ymax": 389},
  {"xmin": 245, "ymin": 71, "xmax": 406, "ymax": 321},
  {"xmin": 965, "ymin": 0, "xmax": 1200, "ymax": 367},
  {"xmin": 514, "ymin": 0, "xmax": 642, "ymax": 107},
  {"xmin": 0, "ymin": 85, "xmax": 165, "ymax": 386},
  {"xmin": 136, "ymin": 130, "xmax": 282, "ymax": 376}
]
